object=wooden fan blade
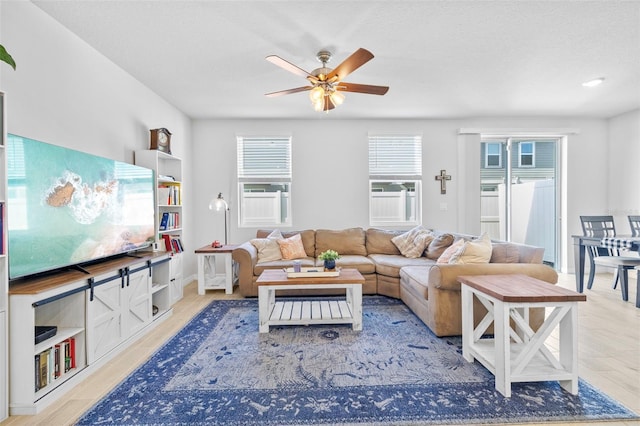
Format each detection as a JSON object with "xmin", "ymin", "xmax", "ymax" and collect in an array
[
  {"xmin": 327, "ymin": 48, "xmax": 374, "ymax": 81},
  {"xmin": 339, "ymin": 82, "xmax": 389, "ymax": 95},
  {"xmin": 266, "ymin": 55, "xmax": 312, "ymax": 78},
  {"xmin": 265, "ymin": 86, "xmax": 312, "ymax": 97}
]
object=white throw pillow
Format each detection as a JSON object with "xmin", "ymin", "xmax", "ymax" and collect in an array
[
  {"xmin": 250, "ymin": 229, "xmax": 284, "ymax": 263},
  {"xmin": 449, "ymin": 232, "xmax": 492, "ymax": 264}
]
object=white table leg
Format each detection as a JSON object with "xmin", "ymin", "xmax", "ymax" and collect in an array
[
  {"xmin": 494, "ymin": 300, "xmax": 511, "ymax": 397},
  {"xmin": 224, "ymin": 253, "xmax": 233, "ymax": 294},
  {"xmin": 559, "ymin": 302, "xmax": 579, "ymax": 394},
  {"xmin": 197, "ymin": 254, "xmax": 205, "ymax": 295},
  {"xmin": 258, "ymin": 286, "xmax": 270, "ymax": 333},
  {"xmin": 351, "ymin": 284, "xmax": 362, "ymax": 331},
  {"xmin": 461, "ymin": 285, "xmax": 474, "ymax": 363}
]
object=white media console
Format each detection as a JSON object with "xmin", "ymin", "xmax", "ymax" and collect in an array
[{"xmin": 8, "ymin": 251, "xmax": 179, "ymax": 415}]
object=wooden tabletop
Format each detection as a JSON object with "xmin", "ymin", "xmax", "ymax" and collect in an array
[
  {"xmin": 194, "ymin": 244, "xmax": 238, "ymax": 254},
  {"xmin": 457, "ymin": 274, "xmax": 587, "ymax": 303},
  {"xmin": 257, "ymin": 268, "xmax": 365, "ymax": 286}
]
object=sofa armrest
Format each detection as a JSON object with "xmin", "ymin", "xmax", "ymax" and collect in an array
[
  {"xmin": 232, "ymin": 241, "xmax": 258, "ymax": 296},
  {"xmin": 429, "ymin": 263, "xmax": 558, "ymax": 292}
]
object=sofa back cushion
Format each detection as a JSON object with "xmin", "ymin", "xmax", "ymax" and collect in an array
[
  {"xmin": 257, "ymin": 229, "xmax": 316, "ymax": 257},
  {"xmin": 315, "ymin": 227, "xmax": 367, "ymax": 257},
  {"xmin": 490, "ymin": 241, "xmax": 544, "ymax": 264},
  {"xmin": 490, "ymin": 242, "xmax": 521, "ymax": 263},
  {"xmin": 425, "ymin": 233, "xmax": 455, "ymax": 260},
  {"xmin": 366, "ymin": 228, "xmax": 403, "ymax": 255}
]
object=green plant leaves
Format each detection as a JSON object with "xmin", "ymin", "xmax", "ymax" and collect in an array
[{"xmin": 0, "ymin": 44, "xmax": 16, "ymax": 70}]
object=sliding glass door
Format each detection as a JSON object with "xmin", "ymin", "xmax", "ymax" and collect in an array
[{"xmin": 480, "ymin": 137, "xmax": 558, "ymax": 266}]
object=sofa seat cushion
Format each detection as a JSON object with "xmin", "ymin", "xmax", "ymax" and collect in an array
[
  {"xmin": 314, "ymin": 255, "xmax": 376, "ymax": 275},
  {"xmin": 253, "ymin": 257, "xmax": 315, "ymax": 276},
  {"xmin": 400, "ymin": 266, "xmax": 431, "ymax": 300},
  {"xmin": 369, "ymin": 254, "xmax": 435, "ymax": 278}
]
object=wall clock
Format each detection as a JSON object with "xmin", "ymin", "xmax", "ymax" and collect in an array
[{"xmin": 150, "ymin": 128, "xmax": 172, "ymax": 154}]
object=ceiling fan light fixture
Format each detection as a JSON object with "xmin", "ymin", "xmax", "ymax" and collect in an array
[
  {"xmin": 309, "ymin": 86, "xmax": 325, "ymax": 102},
  {"xmin": 313, "ymin": 98, "xmax": 325, "ymax": 112},
  {"xmin": 330, "ymin": 90, "xmax": 345, "ymax": 106}
]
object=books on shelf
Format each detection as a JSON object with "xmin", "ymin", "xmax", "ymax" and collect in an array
[
  {"xmin": 159, "ymin": 212, "xmax": 180, "ymax": 231},
  {"xmin": 161, "ymin": 234, "xmax": 184, "ymax": 254},
  {"xmin": 158, "ymin": 182, "xmax": 181, "ymax": 206},
  {"xmin": 35, "ymin": 337, "xmax": 76, "ymax": 391}
]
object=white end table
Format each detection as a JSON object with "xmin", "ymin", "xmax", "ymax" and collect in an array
[
  {"xmin": 195, "ymin": 244, "xmax": 238, "ymax": 295},
  {"xmin": 458, "ymin": 274, "xmax": 586, "ymax": 398}
]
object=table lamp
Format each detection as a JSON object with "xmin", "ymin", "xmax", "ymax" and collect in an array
[{"xmin": 209, "ymin": 192, "xmax": 230, "ymax": 245}]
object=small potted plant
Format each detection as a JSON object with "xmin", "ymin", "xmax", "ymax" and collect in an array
[{"xmin": 318, "ymin": 249, "xmax": 340, "ymax": 270}]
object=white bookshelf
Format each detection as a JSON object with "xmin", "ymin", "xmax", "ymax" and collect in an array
[{"xmin": 134, "ymin": 150, "xmax": 184, "ymax": 304}]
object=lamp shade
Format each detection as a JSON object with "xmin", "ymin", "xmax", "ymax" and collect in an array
[{"xmin": 209, "ymin": 192, "xmax": 230, "ymax": 245}]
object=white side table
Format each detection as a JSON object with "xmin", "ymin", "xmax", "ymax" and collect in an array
[
  {"xmin": 195, "ymin": 244, "xmax": 238, "ymax": 295},
  {"xmin": 458, "ymin": 274, "xmax": 586, "ymax": 398}
]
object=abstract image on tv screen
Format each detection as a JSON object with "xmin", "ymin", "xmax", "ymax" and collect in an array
[{"xmin": 6, "ymin": 134, "xmax": 156, "ymax": 279}]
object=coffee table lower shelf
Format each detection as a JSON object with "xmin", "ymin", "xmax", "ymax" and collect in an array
[{"xmin": 257, "ymin": 282, "xmax": 363, "ymax": 333}]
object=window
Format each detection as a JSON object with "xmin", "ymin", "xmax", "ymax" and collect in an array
[
  {"xmin": 485, "ymin": 142, "xmax": 502, "ymax": 168},
  {"xmin": 237, "ymin": 136, "xmax": 292, "ymax": 227},
  {"xmin": 518, "ymin": 141, "xmax": 535, "ymax": 167},
  {"xmin": 368, "ymin": 134, "xmax": 422, "ymax": 226}
]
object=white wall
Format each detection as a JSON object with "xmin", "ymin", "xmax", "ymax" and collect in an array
[
  {"xmin": 0, "ymin": 2, "xmax": 195, "ymax": 276},
  {"xmin": 607, "ymin": 109, "xmax": 640, "ymax": 228},
  {"xmin": 192, "ymin": 117, "xmax": 609, "ymax": 274}
]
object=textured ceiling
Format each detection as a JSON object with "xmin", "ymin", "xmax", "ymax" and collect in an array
[{"xmin": 33, "ymin": 0, "xmax": 640, "ymax": 120}]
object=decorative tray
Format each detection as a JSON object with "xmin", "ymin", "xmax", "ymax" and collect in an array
[{"xmin": 285, "ymin": 267, "xmax": 340, "ymax": 278}]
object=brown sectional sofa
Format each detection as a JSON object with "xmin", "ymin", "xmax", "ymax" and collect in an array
[{"xmin": 232, "ymin": 227, "xmax": 558, "ymax": 336}]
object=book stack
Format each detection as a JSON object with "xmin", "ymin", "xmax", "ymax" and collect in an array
[
  {"xmin": 159, "ymin": 212, "xmax": 180, "ymax": 231},
  {"xmin": 34, "ymin": 337, "xmax": 76, "ymax": 392}
]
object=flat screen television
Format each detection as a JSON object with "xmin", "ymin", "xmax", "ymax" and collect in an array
[{"xmin": 6, "ymin": 134, "xmax": 156, "ymax": 280}]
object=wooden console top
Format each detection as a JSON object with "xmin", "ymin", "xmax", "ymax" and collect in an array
[
  {"xmin": 9, "ymin": 251, "xmax": 168, "ymax": 295},
  {"xmin": 457, "ymin": 274, "xmax": 586, "ymax": 303}
]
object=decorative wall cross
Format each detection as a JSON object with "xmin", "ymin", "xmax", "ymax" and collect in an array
[{"xmin": 435, "ymin": 169, "xmax": 451, "ymax": 194}]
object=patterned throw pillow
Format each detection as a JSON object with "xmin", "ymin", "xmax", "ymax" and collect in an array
[
  {"xmin": 436, "ymin": 238, "xmax": 465, "ymax": 264},
  {"xmin": 250, "ymin": 229, "xmax": 283, "ymax": 263},
  {"xmin": 277, "ymin": 233, "xmax": 307, "ymax": 260},
  {"xmin": 391, "ymin": 226, "xmax": 434, "ymax": 258},
  {"xmin": 450, "ymin": 232, "xmax": 492, "ymax": 264}
]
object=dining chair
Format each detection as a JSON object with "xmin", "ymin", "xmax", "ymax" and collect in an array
[
  {"xmin": 628, "ymin": 215, "xmax": 640, "ymax": 237},
  {"xmin": 579, "ymin": 216, "xmax": 640, "ymax": 297}
]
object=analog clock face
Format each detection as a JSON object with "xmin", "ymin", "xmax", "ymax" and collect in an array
[{"xmin": 158, "ymin": 132, "xmax": 168, "ymax": 145}]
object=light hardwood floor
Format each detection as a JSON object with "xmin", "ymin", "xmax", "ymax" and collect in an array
[{"xmin": 2, "ymin": 272, "xmax": 639, "ymax": 426}]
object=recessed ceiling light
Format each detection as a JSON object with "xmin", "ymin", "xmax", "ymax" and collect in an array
[{"xmin": 582, "ymin": 77, "xmax": 605, "ymax": 87}]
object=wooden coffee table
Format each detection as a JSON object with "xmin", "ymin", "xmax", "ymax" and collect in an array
[
  {"xmin": 458, "ymin": 274, "xmax": 586, "ymax": 397},
  {"xmin": 256, "ymin": 268, "xmax": 364, "ymax": 333}
]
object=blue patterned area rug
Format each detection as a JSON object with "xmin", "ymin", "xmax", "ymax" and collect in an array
[{"xmin": 76, "ymin": 297, "xmax": 637, "ymax": 425}]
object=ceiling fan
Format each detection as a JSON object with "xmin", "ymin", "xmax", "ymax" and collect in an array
[{"xmin": 265, "ymin": 48, "xmax": 389, "ymax": 112}]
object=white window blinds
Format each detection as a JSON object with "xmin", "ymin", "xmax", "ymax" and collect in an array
[
  {"xmin": 237, "ymin": 136, "xmax": 292, "ymax": 182},
  {"xmin": 368, "ymin": 135, "xmax": 422, "ymax": 180}
]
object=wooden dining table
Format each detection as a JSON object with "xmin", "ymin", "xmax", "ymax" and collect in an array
[{"xmin": 572, "ymin": 235, "xmax": 640, "ymax": 307}]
